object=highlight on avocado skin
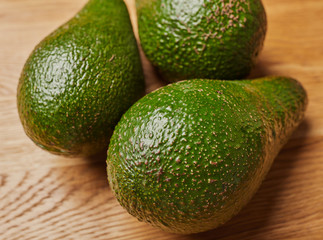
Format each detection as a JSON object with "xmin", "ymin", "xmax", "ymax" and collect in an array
[
  {"xmin": 17, "ymin": 0, "xmax": 145, "ymax": 157},
  {"xmin": 107, "ymin": 77, "xmax": 307, "ymax": 234},
  {"xmin": 137, "ymin": 0, "xmax": 267, "ymax": 82}
]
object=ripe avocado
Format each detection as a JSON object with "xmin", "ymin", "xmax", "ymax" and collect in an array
[
  {"xmin": 17, "ymin": 0, "xmax": 145, "ymax": 157},
  {"xmin": 136, "ymin": 0, "xmax": 267, "ymax": 82},
  {"xmin": 106, "ymin": 77, "xmax": 307, "ymax": 234}
]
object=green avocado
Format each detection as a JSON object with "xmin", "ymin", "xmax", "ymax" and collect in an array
[
  {"xmin": 107, "ymin": 77, "xmax": 307, "ymax": 234},
  {"xmin": 136, "ymin": 0, "xmax": 267, "ymax": 82},
  {"xmin": 17, "ymin": 0, "xmax": 145, "ymax": 157}
]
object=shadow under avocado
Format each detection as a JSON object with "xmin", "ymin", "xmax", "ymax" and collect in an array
[
  {"xmin": 248, "ymin": 57, "xmax": 276, "ymax": 79},
  {"xmin": 83, "ymin": 150, "xmax": 109, "ymax": 186},
  {"xmin": 188, "ymin": 119, "xmax": 311, "ymax": 240}
]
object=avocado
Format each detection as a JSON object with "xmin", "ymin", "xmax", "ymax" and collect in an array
[
  {"xmin": 17, "ymin": 0, "xmax": 145, "ymax": 157},
  {"xmin": 106, "ymin": 77, "xmax": 307, "ymax": 234},
  {"xmin": 136, "ymin": 0, "xmax": 267, "ymax": 82}
]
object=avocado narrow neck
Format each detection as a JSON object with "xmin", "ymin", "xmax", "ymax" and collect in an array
[
  {"xmin": 249, "ymin": 77, "xmax": 307, "ymax": 144},
  {"xmin": 77, "ymin": 0, "xmax": 125, "ymax": 18}
]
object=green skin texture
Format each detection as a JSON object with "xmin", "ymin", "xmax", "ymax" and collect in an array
[
  {"xmin": 107, "ymin": 77, "xmax": 307, "ymax": 234},
  {"xmin": 137, "ymin": 0, "xmax": 267, "ymax": 82},
  {"xmin": 17, "ymin": 0, "xmax": 145, "ymax": 157}
]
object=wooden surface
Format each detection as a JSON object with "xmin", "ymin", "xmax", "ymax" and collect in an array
[{"xmin": 1, "ymin": 0, "xmax": 323, "ymax": 239}]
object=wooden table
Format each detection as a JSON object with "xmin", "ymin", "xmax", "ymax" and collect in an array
[{"xmin": 1, "ymin": 0, "xmax": 322, "ymax": 239}]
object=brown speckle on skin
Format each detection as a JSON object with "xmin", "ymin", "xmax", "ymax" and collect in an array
[
  {"xmin": 109, "ymin": 54, "xmax": 115, "ymax": 62},
  {"xmin": 157, "ymin": 167, "xmax": 164, "ymax": 182}
]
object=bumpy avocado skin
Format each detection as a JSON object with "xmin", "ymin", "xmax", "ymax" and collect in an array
[
  {"xmin": 137, "ymin": 0, "xmax": 267, "ymax": 82},
  {"xmin": 17, "ymin": 0, "xmax": 145, "ymax": 157},
  {"xmin": 107, "ymin": 77, "xmax": 307, "ymax": 234}
]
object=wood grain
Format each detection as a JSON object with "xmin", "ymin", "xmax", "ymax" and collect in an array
[{"xmin": 1, "ymin": 0, "xmax": 323, "ymax": 239}]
